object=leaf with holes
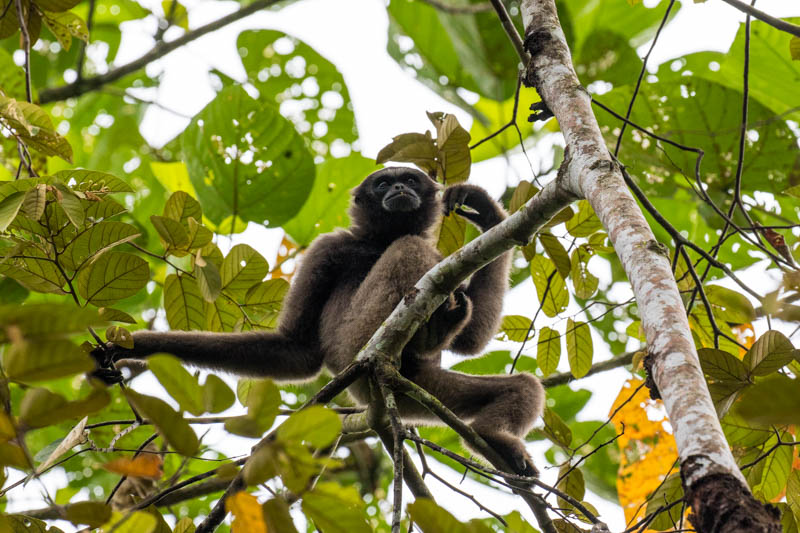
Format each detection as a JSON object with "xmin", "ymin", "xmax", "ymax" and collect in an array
[
  {"xmin": 77, "ymin": 251, "xmax": 149, "ymax": 306},
  {"xmin": 42, "ymin": 10, "xmax": 88, "ymax": 51},
  {"xmin": 181, "ymin": 85, "xmax": 314, "ymax": 227},
  {"xmin": 221, "ymin": 244, "xmax": 269, "ymax": 298},
  {"xmin": 498, "ymin": 315, "xmax": 533, "ymax": 342},
  {"xmin": 570, "ymin": 246, "xmax": 598, "ymax": 299},
  {"xmin": 164, "ymin": 274, "xmax": 205, "ymax": 331}
]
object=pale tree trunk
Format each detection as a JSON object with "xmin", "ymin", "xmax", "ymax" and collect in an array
[{"xmin": 519, "ymin": 1, "xmax": 780, "ymax": 531}]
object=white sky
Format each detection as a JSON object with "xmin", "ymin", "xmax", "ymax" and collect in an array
[{"xmin": 8, "ymin": 0, "xmax": 800, "ymax": 531}]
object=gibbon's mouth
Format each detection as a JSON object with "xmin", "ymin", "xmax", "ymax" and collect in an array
[{"xmin": 383, "ymin": 191, "xmax": 420, "ymax": 212}]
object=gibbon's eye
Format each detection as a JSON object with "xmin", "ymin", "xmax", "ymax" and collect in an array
[
  {"xmin": 377, "ymin": 181, "xmax": 388, "ymax": 190},
  {"xmin": 406, "ymin": 177, "xmax": 417, "ymax": 186}
]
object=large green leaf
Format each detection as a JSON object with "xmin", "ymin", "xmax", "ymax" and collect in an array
[
  {"xmin": 537, "ymin": 326, "xmax": 561, "ymax": 377},
  {"xmin": 126, "ymin": 390, "xmax": 199, "ymax": 456},
  {"xmin": 566, "ymin": 319, "xmax": 592, "ymax": 379},
  {"xmin": 237, "ymin": 30, "xmax": 358, "ymax": 157},
  {"xmin": 149, "ymin": 354, "xmax": 205, "ymax": 416},
  {"xmin": 276, "ymin": 406, "xmax": 341, "ymax": 448},
  {"xmin": 282, "ymin": 155, "xmax": 374, "ymax": 246},
  {"xmin": 0, "ymin": 303, "xmax": 105, "ymax": 343},
  {"xmin": 530, "ymin": 255, "xmax": 569, "ymax": 317},
  {"xmin": 301, "ymin": 482, "xmax": 371, "ymax": 533},
  {"xmin": 3, "ymin": 339, "xmax": 94, "ymax": 382},
  {"xmin": 220, "ymin": 244, "xmax": 268, "ymax": 298},
  {"xmin": 77, "ymin": 251, "xmax": 149, "ymax": 306},
  {"xmin": 19, "ymin": 387, "xmax": 109, "ymax": 428},
  {"xmin": 224, "ymin": 379, "xmax": 281, "ymax": 437},
  {"xmin": 59, "ymin": 220, "xmax": 141, "ymax": 271},
  {"xmin": 180, "ymin": 85, "xmax": 315, "ymax": 227},
  {"xmin": 164, "ymin": 274, "xmax": 205, "ymax": 331},
  {"xmin": 387, "ymin": 0, "xmax": 518, "ymax": 103}
]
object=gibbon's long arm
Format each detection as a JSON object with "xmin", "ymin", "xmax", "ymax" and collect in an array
[
  {"xmin": 98, "ymin": 234, "xmax": 345, "ymax": 381},
  {"xmin": 441, "ymin": 185, "xmax": 512, "ymax": 354}
]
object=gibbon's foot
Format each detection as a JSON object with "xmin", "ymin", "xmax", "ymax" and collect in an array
[
  {"xmin": 88, "ymin": 343, "xmax": 127, "ymax": 385},
  {"xmin": 411, "ymin": 288, "xmax": 473, "ymax": 353},
  {"xmin": 481, "ymin": 432, "xmax": 539, "ymax": 478}
]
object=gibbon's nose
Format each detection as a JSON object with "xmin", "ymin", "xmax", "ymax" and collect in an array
[{"xmin": 392, "ymin": 183, "xmax": 407, "ymax": 193}]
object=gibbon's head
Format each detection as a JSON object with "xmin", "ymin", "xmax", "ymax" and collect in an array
[{"xmin": 350, "ymin": 167, "xmax": 441, "ymax": 241}]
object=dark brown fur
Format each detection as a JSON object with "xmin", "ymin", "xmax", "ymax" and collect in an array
[{"xmin": 95, "ymin": 167, "xmax": 544, "ymax": 475}]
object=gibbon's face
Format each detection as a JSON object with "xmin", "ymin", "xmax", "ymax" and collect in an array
[{"xmin": 357, "ymin": 167, "xmax": 437, "ymax": 214}]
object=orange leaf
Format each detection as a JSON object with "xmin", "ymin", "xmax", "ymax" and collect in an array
[
  {"xmin": 227, "ymin": 491, "xmax": 267, "ymax": 533},
  {"xmin": 269, "ymin": 236, "xmax": 298, "ymax": 282},
  {"xmin": 610, "ymin": 377, "xmax": 680, "ymax": 531},
  {"xmin": 103, "ymin": 454, "xmax": 163, "ymax": 480}
]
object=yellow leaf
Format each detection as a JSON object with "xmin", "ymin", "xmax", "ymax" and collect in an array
[
  {"xmin": 103, "ymin": 454, "xmax": 163, "ymax": 480},
  {"xmin": 227, "ymin": 491, "xmax": 267, "ymax": 533},
  {"xmin": 610, "ymin": 377, "xmax": 680, "ymax": 530}
]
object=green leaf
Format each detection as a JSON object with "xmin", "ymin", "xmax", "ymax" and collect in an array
[
  {"xmin": 429, "ymin": 111, "xmax": 471, "ymax": 183},
  {"xmin": 19, "ymin": 387, "xmax": 109, "ymax": 428},
  {"xmin": 205, "ymin": 297, "xmax": 241, "ymax": 332},
  {"xmin": 277, "ymin": 406, "xmax": 341, "ymax": 448},
  {"xmin": 557, "ymin": 465, "xmax": 585, "ymax": 509},
  {"xmin": 186, "ymin": 218, "xmax": 213, "ymax": 250},
  {"xmin": 22, "ymin": 184, "xmax": 46, "ymax": 220},
  {"xmin": 530, "ymin": 255, "xmax": 569, "ymax": 318},
  {"xmin": 509, "ymin": 181, "xmax": 538, "ymax": 213},
  {"xmin": 161, "ymin": 0, "xmax": 188, "ymax": 30},
  {"xmin": 735, "ymin": 375, "xmax": 800, "ymax": 426},
  {"xmin": 0, "ymin": 48, "xmax": 26, "ymax": 100},
  {"xmin": 645, "ymin": 474, "xmax": 684, "ymax": 531},
  {"xmin": 0, "ymin": 303, "xmax": 105, "ymax": 342},
  {"xmin": 164, "ymin": 274, "xmax": 205, "ymax": 331},
  {"xmin": 0, "ymin": 252, "xmax": 67, "ymax": 294},
  {"xmin": 376, "ymin": 132, "xmax": 438, "ymax": 174},
  {"xmin": 77, "ymin": 251, "xmax": 149, "ymax": 306},
  {"xmin": 238, "ymin": 29, "xmax": 358, "ymax": 156},
  {"xmin": 697, "ymin": 348, "xmax": 748, "ymax": 382},
  {"xmin": 570, "ymin": 246, "xmax": 598, "ymax": 300},
  {"xmin": 537, "ymin": 326, "xmax": 561, "ymax": 377},
  {"xmin": 150, "ymin": 215, "xmax": 189, "ymax": 250},
  {"xmin": 53, "ymin": 169, "xmax": 133, "ymax": 193},
  {"xmin": 756, "ymin": 432, "xmax": 793, "ymax": 501},
  {"xmin": 203, "ymin": 374, "xmax": 235, "ymax": 414},
  {"xmin": 436, "ymin": 211, "xmax": 466, "ymax": 257},
  {"xmin": 60, "ymin": 220, "xmax": 141, "ymax": 271},
  {"xmin": 498, "ymin": 315, "xmax": 533, "ymax": 342},
  {"xmin": 565, "ymin": 200, "xmax": 603, "ymax": 238},
  {"xmin": 54, "ymin": 185, "xmax": 85, "ymax": 228},
  {"xmin": 195, "ymin": 259, "xmax": 222, "ymax": 302},
  {"xmin": 149, "ymin": 354, "xmax": 205, "ymax": 416},
  {"xmin": 224, "ymin": 379, "xmax": 281, "ymax": 437},
  {"xmin": 743, "ymin": 330, "xmax": 795, "ymax": 377},
  {"xmin": 36, "ymin": 0, "xmax": 81, "ymax": 11},
  {"xmin": 180, "ymin": 85, "xmax": 315, "ymax": 227},
  {"xmin": 787, "ymin": 470, "xmax": 800, "ymax": 523},
  {"xmin": 106, "ymin": 325, "xmax": 133, "ymax": 349},
  {"xmin": 3, "ymin": 339, "xmax": 93, "ymax": 382},
  {"xmin": 0, "ymin": 97, "xmax": 73, "ymax": 162},
  {"xmin": 407, "ymin": 498, "xmax": 493, "ymax": 533},
  {"xmin": 42, "ymin": 10, "xmax": 88, "ymax": 51},
  {"xmin": 103, "ymin": 511, "xmax": 158, "ymax": 533},
  {"xmin": 126, "ymin": 390, "xmax": 199, "ymax": 456},
  {"xmin": 98, "ymin": 307, "xmax": 136, "ymax": 324},
  {"xmin": 720, "ymin": 413, "xmax": 772, "ymax": 447},
  {"xmin": 282, "ymin": 155, "xmax": 373, "ymax": 246},
  {"xmin": 221, "ymin": 244, "xmax": 268, "ymax": 298},
  {"xmin": 538, "ymin": 232, "xmax": 570, "ymax": 279},
  {"xmin": 263, "ymin": 498, "xmax": 298, "ymax": 533},
  {"xmin": 566, "ymin": 319, "xmax": 592, "ymax": 379},
  {"xmin": 301, "ymin": 482, "xmax": 371, "ymax": 533},
  {"xmin": 705, "ymin": 285, "xmax": 756, "ymax": 323},
  {"xmin": 541, "ymin": 407, "xmax": 572, "ymax": 448},
  {"xmin": 66, "ymin": 501, "xmax": 112, "ymax": 527},
  {"xmin": 0, "ymin": 191, "xmax": 25, "ymax": 231},
  {"xmin": 163, "ymin": 191, "xmax": 202, "ymax": 228}
]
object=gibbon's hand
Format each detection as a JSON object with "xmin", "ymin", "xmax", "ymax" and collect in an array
[{"xmin": 442, "ymin": 184, "xmax": 505, "ymax": 230}]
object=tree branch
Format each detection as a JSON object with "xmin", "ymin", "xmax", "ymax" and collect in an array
[
  {"xmin": 38, "ymin": 0, "xmax": 282, "ymax": 103},
  {"xmin": 718, "ymin": 0, "xmax": 800, "ymax": 37}
]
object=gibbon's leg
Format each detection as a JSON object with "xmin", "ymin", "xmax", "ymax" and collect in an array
[{"xmin": 404, "ymin": 365, "xmax": 544, "ymax": 476}]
